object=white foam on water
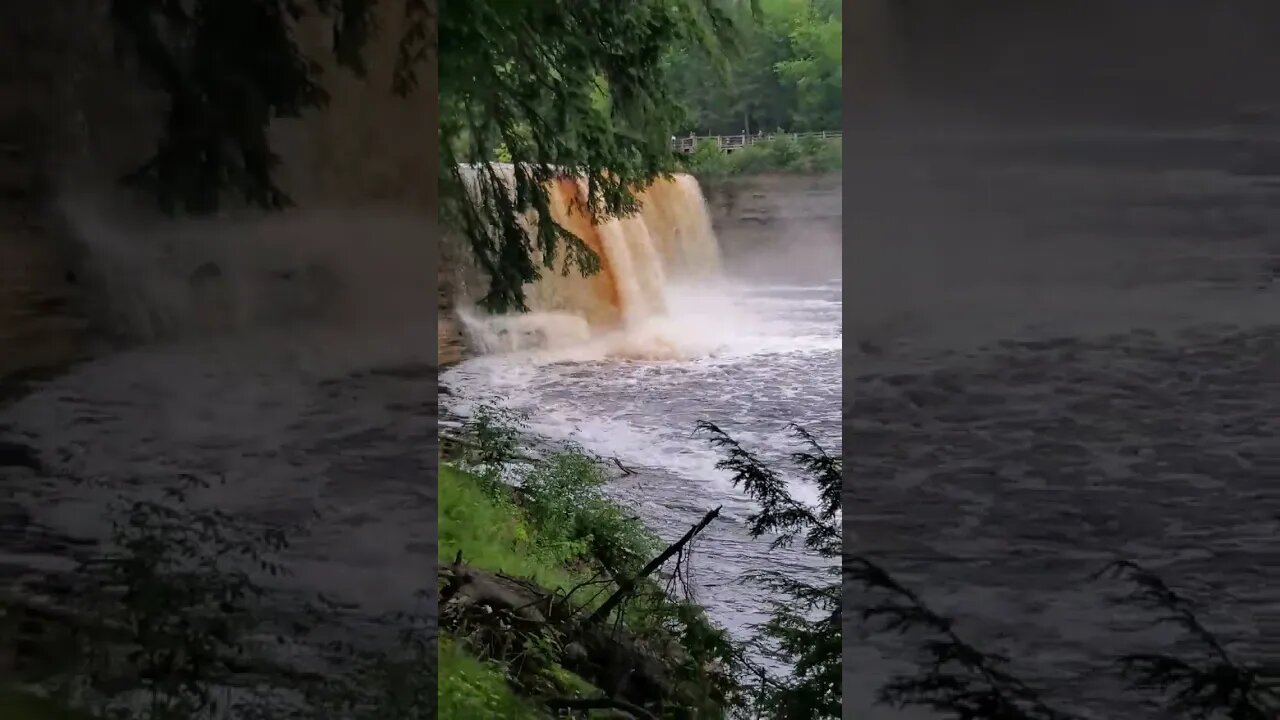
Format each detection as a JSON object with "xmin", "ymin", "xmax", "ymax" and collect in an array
[
  {"xmin": 442, "ymin": 170, "xmax": 841, "ymax": 668},
  {"xmin": 442, "ymin": 274, "xmax": 841, "ymax": 678},
  {"xmin": 443, "ymin": 277, "xmax": 842, "ymax": 513}
]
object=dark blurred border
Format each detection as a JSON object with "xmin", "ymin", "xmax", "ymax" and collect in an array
[{"xmin": 842, "ymin": 2, "xmax": 1280, "ymax": 717}]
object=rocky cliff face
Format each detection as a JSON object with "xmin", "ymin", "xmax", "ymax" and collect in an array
[
  {"xmin": 703, "ymin": 173, "xmax": 841, "ymax": 237},
  {"xmin": 701, "ymin": 173, "xmax": 842, "ymax": 283},
  {"xmin": 438, "ymin": 224, "xmax": 484, "ymax": 367}
]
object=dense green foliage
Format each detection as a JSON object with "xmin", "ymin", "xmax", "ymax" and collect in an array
[
  {"xmin": 682, "ymin": 135, "xmax": 842, "ymax": 179},
  {"xmin": 446, "ymin": 407, "xmax": 846, "ymax": 718},
  {"xmin": 665, "ymin": 0, "xmax": 841, "ymax": 136},
  {"xmin": 442, "ymin": 407, "xmax": 667, "ymax": 587},
  {"xmin": 104, "ymin": 0, "xmax": 839, "ymax": 311},
  {"xmin": 438, "ymin": 636, "xmax": 542, "ymax": 719},
  {"xmin": 439, "ymin": 407, "xmax": 742, "ymax": 718},
  {"xmin": 438, "ymin": 0, "xmax": 746, "ymax": 312},
  {"xmin": 435, "ymin": 0, "xmax": 847, "ymax": 311}
]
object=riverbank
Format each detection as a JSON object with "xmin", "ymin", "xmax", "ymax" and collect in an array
[
  {"xmin": 680, "ymin": 136, "xmax": 841, "ymax": 181},
  {"xmin": 437, "ymin": 409, "xmax": 743, "ymax": 718}
]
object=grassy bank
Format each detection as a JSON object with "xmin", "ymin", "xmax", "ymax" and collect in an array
[
  {"xmin": 437, "ymin": 412, "xmax": 743, "ymax": 718},
  {"xmin": 435, "ymin": 465, "xmax": 583, "ymax": 718},
  {"xmin": 679, "ymin": 135, "xmax": 841, "ymax": 181}
]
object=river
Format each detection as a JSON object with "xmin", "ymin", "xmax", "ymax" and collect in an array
[
  {"xmin": 1, "ymin": 177, "xmax": 842, "ymax": 689},
  {"xmin": 441, "ymin": 275, "xmax": 842, "ymax": 658}
]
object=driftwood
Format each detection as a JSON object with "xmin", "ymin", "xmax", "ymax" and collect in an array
[
  {"xmin": 441, "ymin": 561, "xmax": 669, "ymax": 705},
  {"xmin": 440, "ymin": 497, "xmax": 723, "ymax": 715},
  {"xmin": 610, "ymin": 456, "xmax": 636, "ymax": 476},
  {"xmin": 585, "ymin": 505, "xmax": 721, "ymax": 625},
  {"xmin": 439, "ymin": 550, "xmax": 467, "ymax": 606}
]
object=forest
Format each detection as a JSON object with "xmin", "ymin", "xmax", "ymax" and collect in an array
[{"xmin": 664, "ymin": 0, "xmax": 841, "ymax": 136}]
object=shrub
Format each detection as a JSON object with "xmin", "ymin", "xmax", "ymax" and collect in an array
[
  {"xmin": 520, "ymin": 449, "xmax": 661, "ymax": 578},
  {"xmin": 681, "ymin": 135, "xmax": 841, "ymax": 179}
]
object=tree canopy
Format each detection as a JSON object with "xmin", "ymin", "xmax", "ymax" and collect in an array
[
  {"xmin": 107, "ymin": 0, "xmax": 754, "ymax": 313},
  {"xmin": 665, "ymin": 0, "xmax": 842, "ymax": 136},
  {"xmin": 103, "ymin": 1, "xmax": 842, "ymax": 312},
  {"xmin": 438, "ymin": 0, "xmax": 747, "ymax": 312}
]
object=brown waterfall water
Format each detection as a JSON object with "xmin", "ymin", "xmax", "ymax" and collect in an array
[
  {"xmin": 459, "ymin": 172, "xmax": 726, "ymax": 359},
  {"xmin": 638, "ymin": 174, "xmax": 724, "ymax": 276},
  {"xmin": 532, "ymin": 176, "xmax": 623, "ymax": 329}
]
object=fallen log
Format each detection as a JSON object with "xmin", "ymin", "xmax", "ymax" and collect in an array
[{"xmin": 439, "ymin": 561, "xmax": 680, "ymax": 709}]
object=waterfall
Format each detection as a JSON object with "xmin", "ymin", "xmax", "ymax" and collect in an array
[
  {"xmin": 638, "ymin": 174, "xmax": 723, "ymax": 277},
  {"xmin": 455, "ymin": 171, "xmax": 725, "ymax": 358}
]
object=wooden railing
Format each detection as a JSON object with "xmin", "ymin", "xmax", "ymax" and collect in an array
[{"xmin": 670, "ymin": 130, "xmax": 842, "ymax": 154}]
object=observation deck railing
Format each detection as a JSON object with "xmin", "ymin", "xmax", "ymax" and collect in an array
[{"xmin": 670, "ymin": 130, "xmax": 842, "ymax": 154}]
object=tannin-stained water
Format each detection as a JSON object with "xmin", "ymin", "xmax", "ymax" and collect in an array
[
  {"xmin": 445, "ymin": 171, "xmax": 842, "ymax": 670},
  {"xmin": 458, "ymin": 171, "xmax": 723, "ymax": 355},
  {"xmin": 442, "ymin": 277, "xmax": 842, "ymax": 667}
]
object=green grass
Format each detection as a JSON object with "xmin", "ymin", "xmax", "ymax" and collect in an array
[
  {"xmin": 438, "ymin": 464, "xmax": 615, "ymax": 717},
  {"xmin": 437, "ymin": 458, "xmax": 733, "ymax": 718},
  {"xmin": 438, "ymin": 636, "xmax": 547, "ymax": 719},
  {"xmin": 438, "ymin": 464, "xmax": 582, "ymax": 591}
]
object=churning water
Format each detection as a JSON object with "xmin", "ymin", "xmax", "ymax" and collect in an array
[
  {"xmin": 443, "ymin": 171, "xmax": 841, "ymax": 668},
  {"xmin": 442, "ymin": 276, "xmax": 842, "ymax": 663}
]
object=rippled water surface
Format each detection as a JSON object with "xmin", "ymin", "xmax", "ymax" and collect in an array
[{"xmin": 442, "ymin": 279, "xmax": 842, "ymax": 652}]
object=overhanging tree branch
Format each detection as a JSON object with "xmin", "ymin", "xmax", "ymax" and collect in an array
[{"xmin": 585, "ymin": 505, "xmax": 721, "ymax": 625}]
